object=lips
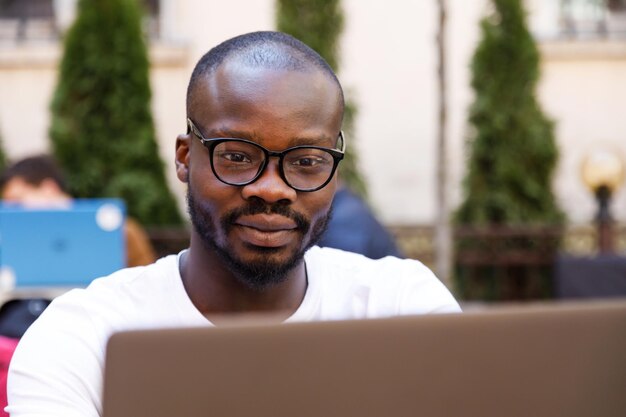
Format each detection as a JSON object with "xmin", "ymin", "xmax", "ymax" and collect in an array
[{"xmin": 233, "ymin": 214, "xmax": 299, "ymax": 247}]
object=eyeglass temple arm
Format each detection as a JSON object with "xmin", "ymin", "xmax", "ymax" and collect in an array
[{"xmin": 338, "ymin": 131, "xmax": 346, "ymax": 153}]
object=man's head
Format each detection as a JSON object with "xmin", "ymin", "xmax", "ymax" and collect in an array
[
  {"xmin": 176, "ymin": 31, "xmax": 345, "ymax": 290},
  {"xmin": 0, "ymin": 155, "xmax": 71, "ymax": 207}
]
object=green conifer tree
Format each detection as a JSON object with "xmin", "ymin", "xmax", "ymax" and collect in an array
[
  {"xmin": 50, "ymin": 0, "xmax": 181, "ymax": 225},
  {"xmin": 456, "ymin": 0, "xmax": 562, "ymax": 225},
  {"xmin": 455, "ymin": 0, "xmax": 563, "ymax": 300},
  {"xmin": 276, "ymin": 0, "xmax": 367, "ymax": 197}
]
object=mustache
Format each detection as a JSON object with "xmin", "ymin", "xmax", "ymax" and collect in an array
[{"xmin": 221, "ymin": 198, "xmax": 310, "ymax": 234}]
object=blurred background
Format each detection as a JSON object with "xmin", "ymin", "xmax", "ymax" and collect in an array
[{"xmin": 0, "ymin": 0, "xmax": 625, "ymax": 304}]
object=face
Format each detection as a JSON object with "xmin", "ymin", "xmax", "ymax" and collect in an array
[
  {"xmin": 1, "ymin": 177, "xmax": 71, "ymax": 208},
  {"xmin": 177, "ymin": 61, "xmax": 343, "ymax": 290}
]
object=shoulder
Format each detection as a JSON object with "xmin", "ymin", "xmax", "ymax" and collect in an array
[
  {"xmin": 305, "ymin": 245, "xmax": 432, "ymax": 282},
  {"xmin": 85, "ymin": 254, "xmax": 178, "ymax": 300},
  {"xmin": 24, "ymin": 254, "xmax": 180, "ymax": 338},
  {"xmin": 66, "ymin": 255, "xmax": 177, "ymax": 315},
  {"xmin": 6, "ymin": 254, "xmax": 183, "ymax": 415},
  {"xmin": 124, "ymin": 217, "xmax": 157, "ymax": 266},
  {"xmin": 304, "ymin": 246, "xmax": 461, "ymax": 315}
]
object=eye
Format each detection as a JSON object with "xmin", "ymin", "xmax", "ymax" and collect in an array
[
  {"xmin": 292, "ymin": 156, "xmax": 325, "ymax": 167},
  {"xmin": 213, "ymin": 141, "xmax": 264, "ymax": 170},
  {"xmin": 221, "ymin": 152, "xmax": 251, "ymax": 163},
  {"xmin": 286, "ymin": 148, "xmax": 333, "ymax": 169}
]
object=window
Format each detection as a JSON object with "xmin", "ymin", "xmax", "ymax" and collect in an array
[
  {"xmin": 0, "ymin": 0, "xmax": 57, "ymax": 42},
  {"xmin": 559, "ymin": 0, "xmax": 626, "ymax": 39},
  {"xmin": 0, "ymin": 0, "xmax": 162, "ymax": 43},
  {"xmin": 142, "ymin": 0, "xmax": 161, "ymax": 40}
]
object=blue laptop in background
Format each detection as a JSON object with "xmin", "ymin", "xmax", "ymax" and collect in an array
[{"xmin": 0, "ymin": 199, "xmax": 125, "ymax": 290}]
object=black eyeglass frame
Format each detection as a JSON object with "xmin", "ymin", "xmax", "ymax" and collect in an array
[{"xmin": 187, "ymin": 118, "xmax": 345, "ymax": 192}]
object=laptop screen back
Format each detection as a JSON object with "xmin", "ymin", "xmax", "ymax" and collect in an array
[
  {"xmin": 103, "ymin": 301, "xmax": 626, "ymax": 417},
  {"xmin": 0, "ymin": 199, "xmax": 125, "ymax": 289}
]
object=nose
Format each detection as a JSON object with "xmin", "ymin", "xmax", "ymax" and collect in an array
[{"xmin": 240, "ymin": 158, "xmax": 297, "ymax": 204}]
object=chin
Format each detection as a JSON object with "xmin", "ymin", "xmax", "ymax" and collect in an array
[
  {"xmin": 219, "ymin": 243, "xmax": 304, "ymax": 291},
  {"xmin": 187, "ymin": 186, "xmax": 331, "ymax": 291}
]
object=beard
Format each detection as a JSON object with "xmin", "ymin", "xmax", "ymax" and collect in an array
[{"xmin": 187, "ymin": 187, "xmax": 331, "ymax": 291}]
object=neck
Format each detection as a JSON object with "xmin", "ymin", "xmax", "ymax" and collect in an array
[{"xmin": 180, "ymin": 233, "xmax": 308, "ymax": 323}]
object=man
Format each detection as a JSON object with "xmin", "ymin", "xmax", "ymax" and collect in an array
[
  {"xmin": 0, "ymin": 155, "xmax": 156, "ymax": 267},
  {"xmin": 7, "ymin": 31, "xmax": 459, "ymax": 416}
]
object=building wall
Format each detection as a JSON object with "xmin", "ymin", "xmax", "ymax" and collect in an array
[
  {"xmin": 341, "ymin": 0, "xmax": 490, "ymax": 225},
  {"xmin": 539, "ymin": 46, "xmax": 626, "ymax": 223},
  {"xmin": 0, "ymin": 0, "xmax": 624, "ymax": 226},
  {"xmin": 0, "ymin": 48, "xmax": 57, "ymax": 158}
]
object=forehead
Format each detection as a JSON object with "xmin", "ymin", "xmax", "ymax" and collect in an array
[
  {"xmin": 189, "ymin": 61, "xmax": 343, "ymax": 146},
  {"xmin": 1, "ymin": 177, "xmax": 38, "ymax": 200}
]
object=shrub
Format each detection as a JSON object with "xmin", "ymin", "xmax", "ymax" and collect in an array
[
  {"xmin": 456, "ymin": 0, "xmax": 563, "ymax": 225},
  {"xmin": 50, "ymin": 0, "xmax": 182, "ymax": 225},
  {"xmin": 454, "ymin": 0, "xmax": 564, "ymax": 301}
]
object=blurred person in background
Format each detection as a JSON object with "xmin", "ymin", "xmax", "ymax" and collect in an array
[
  {"xmin": 6, "ymin": 31, "xmax": 459, "ymax": 416},
  {"xmin": 0, "ymin": 155, "xmax": 156, "ymax": 267},
  {"xmin": 319, "ymin": 181, "xmax": 403, "ymax": 259},
  {"xmin": 0, "ymin": 155, "xmax": 156, "ymax": 416}
]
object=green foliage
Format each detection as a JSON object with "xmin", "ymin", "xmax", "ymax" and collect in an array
[
  {"xmin": 0, "ymin": 129, "xmax": 6, "ymax": 172},
  {"xmin": 276, "ymin": 0, "xmax": 367, "ymax": 198},
  {"xmin": 454, "ymin": 0, "xmax": 563, "ymax": 302},
  {"xmin": 339, "ymin": 100, "xmax": 367, "ymax": 197},
  {"xmin": 50, "ymin": 0, "xmax": 182, "ymax": 226},
  {"xmin": 276, "ymin": 0, "xmax": 343, "ymax": 70},
  {"xmin": 455, "ymin": 0, "xmax": 563, "ymax": 225}
]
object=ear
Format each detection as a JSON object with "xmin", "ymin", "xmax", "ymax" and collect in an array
[{"xmin": 175, "ymin": 134, "xmax": 191, "ymax": 183}]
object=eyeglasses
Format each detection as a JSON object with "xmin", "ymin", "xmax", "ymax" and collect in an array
[{"xmin": 187, "ymin": 118, "xmax": 345, "ymax": 192}]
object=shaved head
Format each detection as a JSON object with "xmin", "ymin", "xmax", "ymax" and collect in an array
[{"xmin": 186, "ymin": 31, "xmax": 344, "ymax": 117}]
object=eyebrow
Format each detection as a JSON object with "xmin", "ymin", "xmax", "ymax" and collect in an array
[{"xmin": 207, "ymin": 127, "xmax": 335, "ymax": 149}]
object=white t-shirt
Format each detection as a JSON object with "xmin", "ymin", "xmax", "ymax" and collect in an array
[{"xmin": 7, "ymin": 246, "xmax": 460, "ymax": 417}]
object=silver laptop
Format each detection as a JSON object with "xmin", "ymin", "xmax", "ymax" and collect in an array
[{"xmin": 103, "ymin": 301, "xmax": 626, "ymax": 417}]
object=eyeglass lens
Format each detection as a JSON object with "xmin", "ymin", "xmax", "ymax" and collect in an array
[{"xmin": 212, "ymin": 141, "xmax": 336, "ymax": 190}]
